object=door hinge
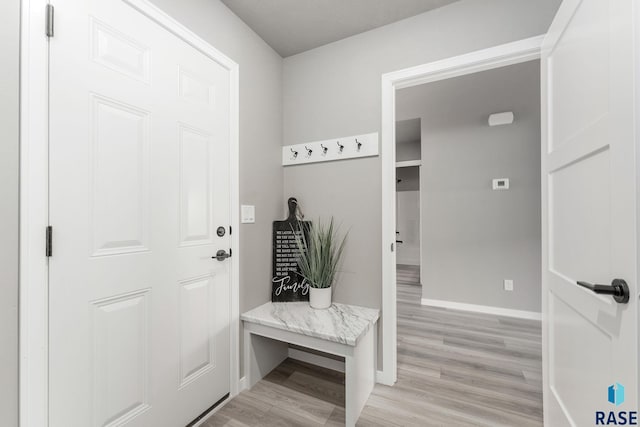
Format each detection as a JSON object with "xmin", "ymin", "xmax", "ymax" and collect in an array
[
  {"xmin": 46, "ymin": 4, "xmax": 54, "ymax": 38},
  {"xmin": 229, "ymin": 225, "xmax": 232, "ymax": 235},
  {"xmin": 46, "ymin": 226, "xmax": 53, "ymax": 257}
]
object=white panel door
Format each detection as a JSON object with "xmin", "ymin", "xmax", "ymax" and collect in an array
[
  {"xmin": 542, "ymin": 0, "xmax": 637, "ymax": 425},
  {"xmin": 48, "ymin": 0, "xmax": 232, "ymax": 426},
  {"xmin": 396, "ymin": 190, "xmax": 420, "ymax": 266}
]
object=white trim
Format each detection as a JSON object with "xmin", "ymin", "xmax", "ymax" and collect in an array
[
  {"xmin": 20, "ymin": 1, "xmax": 50, "ymax": 426},
  {"xmin": 420, "ymin": 298, "xmax": 542, "ymax": 321},
  {"xmin": 227, "ymin": 34, "xmax": 241, "ymax": 402},
  {"xmin": 238, "ymin": 376, "xmax": 247, "ymax": 393},
  {"xmin": 384, "ymin": 35, "xmax": 544, "ymax": 91},
  {"xmin": 288, "ymin": 347, "xmax": 346, "ymax": 373},
  {"xmin": 20, "ymin": 1, "xmax": 241, "ymax": 425},
  {"xmin": 122, "ymin": 0, "xmax": 238, "ymax": 71},
  {"xmin": 380, "ymin": 35, "xmax": 544, "ymax": 386},
  {"xmin": 395, "ymin": 160, "xmax": 422, "ymax": 168}
]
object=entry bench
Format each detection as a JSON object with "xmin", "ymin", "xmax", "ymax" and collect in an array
[{"xmin": 241, "ymin": 302, "xmax": 380, "ymax": 427}]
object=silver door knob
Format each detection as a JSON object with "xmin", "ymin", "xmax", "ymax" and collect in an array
[{"xmin": 213, "ymin": 249, "xmax": 232, "ymax": 261}]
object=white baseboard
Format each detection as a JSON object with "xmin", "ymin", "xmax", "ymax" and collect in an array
[
  {"xmin": 421, "ymin": 298, "xmax": 541, "ymax": 321},
  {"xmin": 288, "ymin": 348, "xmax": 345, "ymax": 373},
  {"xmin": 376, "ymin": 370, "xmax": 393, "ymax": 386},
  {"xmin": 396, "ymin": 259, "xmax": 420, "ymax": 266},
  {"xmin": 238, "ymin": 376, "xmax": 247, "ymax": 393}
]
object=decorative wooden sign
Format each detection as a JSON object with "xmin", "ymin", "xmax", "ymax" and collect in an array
[{"xmin": 272, "ymin": 198, "xmax": 310, "ymax": 302}]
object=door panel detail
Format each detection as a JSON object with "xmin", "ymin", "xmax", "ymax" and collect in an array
[
  {"xmin": 179, "ymin": 67, "xmax": 215, "ymax": 107},
  {"xmin": 90, "ymin": 17, "xmax": 151, "ymax": 83},
  {"xmin": 179, "ymin": 123, "xmax": 212, "ymax": 246},
  {"xmin": 90, "ymin": 94, "xmax": 150, "ymax": 257},
  {"xmin": 179, "ymin": 276, "xmax": 215, "ymax": 388},
  {"xmin": 92, "ymin": 289, "xmax": 151, "ymax": 426}
]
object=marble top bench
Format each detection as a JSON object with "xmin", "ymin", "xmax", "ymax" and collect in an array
[
  {"xmin": 242, "ymin": 301, "xmax": 380, "ymax": 426},
  {"xmin": 241, "ymin": 301, "xmax": 379, "ymax": 346}
]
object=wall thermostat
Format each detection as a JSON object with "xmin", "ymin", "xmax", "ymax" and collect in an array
[{"xmin": 492, "ymin": 178, "xmax": 510, "ymax": 190}]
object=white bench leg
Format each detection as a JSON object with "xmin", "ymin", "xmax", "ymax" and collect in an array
[
  {"xmin": 244, "ymin": 329, "xmax": 289, "ymax": 388},
  {"xmin": 344, "ymin": 326, "xmax": 375, "ymax": 427}
]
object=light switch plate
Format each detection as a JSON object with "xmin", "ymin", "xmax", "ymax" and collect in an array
[
  {"xmin": 241, "ymin": 205, "xmax": 255, "ymax": 223},
  {"xmin": 504, "ymin": 279, "xmax": 514, "ymax": 291}
]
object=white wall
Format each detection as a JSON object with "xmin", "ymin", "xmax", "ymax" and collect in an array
[
  {"xmin": 397, "ymin": 60, "xmax": 542, "ymax": 312},
  {"xmin": 0, "ymin": 0, "xmax": 20, "ymax": 424},
  {"xmin": 283, "ymin": 0, "xmax": 560, "ymax": 367}
]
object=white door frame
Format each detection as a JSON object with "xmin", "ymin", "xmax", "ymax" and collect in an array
[
  {"xmin": 19, "ymin": 1, "xmax": 240, "ymax": 425},
  {"xmin": 379, "ymin": 35, "xmax": 544, "ymax": 385}
]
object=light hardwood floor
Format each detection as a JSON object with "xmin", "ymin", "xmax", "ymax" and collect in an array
[{"xmin": 204, "ymin": 265, "xmax": 542, "ymax": 426}]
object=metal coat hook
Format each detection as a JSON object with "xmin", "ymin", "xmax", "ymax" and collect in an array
[{"xmin": 282, "ymin": 133, "xmax": 377, "ymax": 166}]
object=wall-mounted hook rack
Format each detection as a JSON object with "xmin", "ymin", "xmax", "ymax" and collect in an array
[{"xmin": 282, "ymin": 132, "xmax": 378, "ymax": 166}]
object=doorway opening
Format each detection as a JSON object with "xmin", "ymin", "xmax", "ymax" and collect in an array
[
  {"xmin": 384, "ymin": 46, "xmax": 543, "ymax": 425},
  {"xmin": 395, "ymin": 59, "xmax": 542, "ymax": 316},
  {"xmin": 379, "ymin": 36, "xmax": 544, "ymax": 386},
  {"xmin": 395, "ymin": 118, "xmax": 422, "ymax": 298},
  {"xmin": 390, "ymin": 60, "xmax": 544, "ymax": 421}
]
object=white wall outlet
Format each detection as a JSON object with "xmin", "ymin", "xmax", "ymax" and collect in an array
[
  {"xmin": 488, "ymin": 111, "xmax": 514, "ymax": 126},
  {"xmin": 504, "ymin": 279, "xmax": 514, "ymax": 291},
  {"xmin": 241, "ymin": 205, "xmax": 255, "ymax": 223},
  {"xmin": 492, "ymin": 178, "xmax": 510, "ymax": 190}
]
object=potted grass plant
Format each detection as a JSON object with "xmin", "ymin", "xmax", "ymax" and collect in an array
[{"xmin": 294, "ymin": 218, "xmax": 348, "ymax": 309}]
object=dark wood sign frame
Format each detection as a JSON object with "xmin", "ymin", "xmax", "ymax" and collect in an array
[{"xmin": 271, "ymin": 198, "xmax": 310, "ymax": 302}]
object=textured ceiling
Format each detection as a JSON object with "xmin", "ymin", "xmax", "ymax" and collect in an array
[{"xmin": 220, "ymin": 0, "xmax": 461, "ymax": 57}]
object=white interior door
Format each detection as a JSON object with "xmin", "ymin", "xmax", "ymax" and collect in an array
[
  {"xmin": 49, "ymin": 0, "xmax": 232, "ymax": 425},
  {"xmin": 396, "ymin": 190, "xmax": 420, "ymax": 266},
  {"xmin": 542, "ymin": 0, "xmax": 637, "ymax": 425}
]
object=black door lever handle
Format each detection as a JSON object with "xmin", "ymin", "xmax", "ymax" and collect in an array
[{"xmin": 576, "ymin": 279, "xmax": 630, "ymax": 304}]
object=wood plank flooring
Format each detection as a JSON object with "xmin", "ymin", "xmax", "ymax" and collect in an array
[{"xmin": 204, "ymin": 265, "xmax": 542, "ymax": 426}]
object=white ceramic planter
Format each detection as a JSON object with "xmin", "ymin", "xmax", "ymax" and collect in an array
[{"xmin": 309, "ymin": 287, "xmax": 332, "ymax": 309}]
